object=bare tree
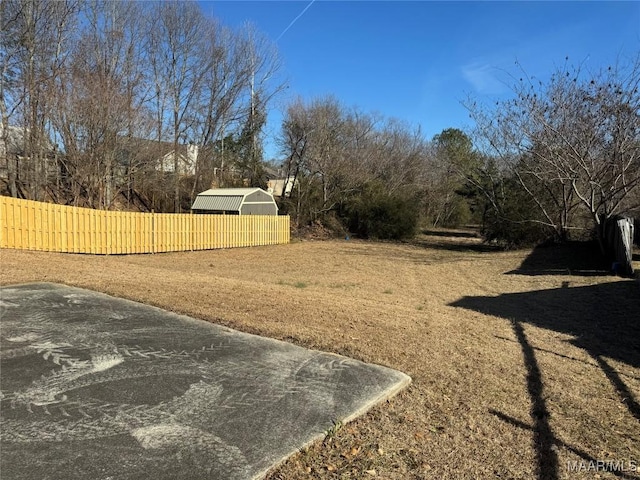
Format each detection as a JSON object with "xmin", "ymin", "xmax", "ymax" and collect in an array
[
  {"xmin": 283, "ymin": 96, "xmax": 368, "ymax": 221},
  {"xmin": 201, "ymin": 23, "xmax": 286, "ymax": 191},
  {"xmin": 2, "ymin": 1, "xmax": 283, "ymax": 212},
  {"xmin": 1, "ymin": 0, "xmax": 80, "ymax": 200},
  {"xmin": 372, "ymin": 118, "xmax": 426, "ymax": 195},
  {"xmin": 277, "ymin": 98, "xmax": 312, "ymax": 226},
  {"xmin": 0, "ymin": 0, "xmax": 23, "ymax": 197},
  {"xmin": 278, "ymin": 96, "xmax": 429, "ymax": 231},
  {"xmin": 52, "ymin": 1, "xmax": 148, "ymax": 208},
  {"xmin": 239, "ymin": 23, "xmax": 284, "ymax": 185},
  {"xmin": 188, "ymin": 20, "xmax": 252, "ymax": 196},
  {"xmin": 468, "ymin": 57, "xmax": 640, "ymax": 246},
  {"xmin": 148, "ymin": 1, "xmax": 209, "ymax": 212}
]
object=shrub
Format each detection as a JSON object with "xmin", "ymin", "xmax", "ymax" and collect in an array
[
  {"xmin": 480, "ymin": 177, "xmax": 555, "ymax": 248},
  {"xmin": 342, "ymin": 182, "xmax": 419, "ymax": 240}
]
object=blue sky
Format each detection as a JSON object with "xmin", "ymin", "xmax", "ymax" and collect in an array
[{"xmin": 200, "ymin": 1, "xmax": 640, "ymax": 160}]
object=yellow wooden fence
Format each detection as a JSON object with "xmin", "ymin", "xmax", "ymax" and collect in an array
[{"xmin": 0, "ymin": 196, "xmax": 290, "ymax": 254}]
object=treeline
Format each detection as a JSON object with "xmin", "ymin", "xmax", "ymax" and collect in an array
[
  {"xmin": 1, "ymin": 0, "xmax": 281, "ymax": 212},
  {"xmin": 276, "ymin": 57, "xmax": 640, "ymax": 247},
  {"xmin": 276, "ymin": 97, "xmax": 479, "ymax": 239}
]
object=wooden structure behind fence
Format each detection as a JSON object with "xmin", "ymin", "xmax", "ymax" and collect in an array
[{"xmin": 0, "ymin": 196, "xmax": 290, "ymax": 254}]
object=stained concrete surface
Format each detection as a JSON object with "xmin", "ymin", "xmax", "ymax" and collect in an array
[{"xmin": 0, "ymin": 283, "xmax": 410, "ymax": 480}]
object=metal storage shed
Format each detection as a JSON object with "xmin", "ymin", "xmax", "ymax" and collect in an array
[{"xmin": 191, "ymin": 188, "xmax": 278, "ymax": 215}]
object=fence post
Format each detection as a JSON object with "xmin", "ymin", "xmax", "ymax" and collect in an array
[{"xmin": 151, "ymin": 210, "xmax": 156, "ymax": 254}]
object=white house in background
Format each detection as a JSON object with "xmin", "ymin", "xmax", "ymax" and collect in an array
[
  {"xmin": 266, "ymin": 176, "xmax": 296, "ymax": 197},
  {"xmin": 0, "ymin": 125, "xmax": 24, "ymax": 163},
  {"xmin": 263, "ymin": 164, "xmax": 296, "ymax": 197},
  {"xmin": 115, "ymin": 137, "xmax": 198, "ymax": 177},
  {"xmin": 0, "ymin": 124, "xmax": 56, "ymax": 180},
  {"xmin": 159, "ymin": 144, "xmax": 198, "ymax": 176}
]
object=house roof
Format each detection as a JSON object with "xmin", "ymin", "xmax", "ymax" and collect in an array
[
  {"xmin": 1, "ymin": 125, "xmax": 54, "ymax": 155},
  {"xmin": 114, "ymin": 136, "xmax": 196, "ymax": 167},
  {"xmin": 263, "ymin": 165, "xmax": 282, "ymax": 179}
]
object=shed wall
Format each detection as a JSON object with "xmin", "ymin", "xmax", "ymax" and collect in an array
[
  {"xmin": 246, "ymin": 190, "xmax": 272, "ymax": 203},
  {"xmin": 241, "ymin": 203, "xmax": 277, "ymax": 215}
]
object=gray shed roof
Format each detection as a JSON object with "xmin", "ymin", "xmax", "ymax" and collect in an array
[
  {"xmin": 196, "ymin": 188, "xmax": 263, "ymax": 197},
  {"xmin": 192, "ymin": 195, "xmax": 243, "ymax": 211},
  {"xmin": 191, "ymin": 188, "xmax": 278, "ymax": 214}
]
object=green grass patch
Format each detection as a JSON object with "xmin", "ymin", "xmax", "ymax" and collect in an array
[{"xmin": 277, "ymin": 279, "xmax": 310, "ymax": 289}]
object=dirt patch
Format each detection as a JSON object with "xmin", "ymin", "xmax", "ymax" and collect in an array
[{"xmin": 1, "ymin": 231, "xmax": 639, "ymax": 479}]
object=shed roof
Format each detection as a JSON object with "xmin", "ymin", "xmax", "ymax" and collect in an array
[
  {"xmin": 192, "ymin": 195, "xmax": 243, "ymax": 211},
  {"xmin": 196, "ymin": 188, "xmax": 263, "ymax": 197},
  {"xmin": 191, "ymin": 187, "xmax": 277, "ymax": 213}
]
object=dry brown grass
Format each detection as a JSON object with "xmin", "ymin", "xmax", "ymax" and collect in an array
[{"xmin": 1, "ymin": 230, "xmax": 639, "ymax": 480}]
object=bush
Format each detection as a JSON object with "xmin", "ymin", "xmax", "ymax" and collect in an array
[
  {"xmin": 480, "ymin": 178, "xmax": 555, "ymax": 248},
  {"xmin": 342, "ymin": 182, "xmax": 419, "ymax": 240}
]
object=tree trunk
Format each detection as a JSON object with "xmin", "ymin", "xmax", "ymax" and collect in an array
[{"xmin": 594, "ymin": 213, "xmax": 606, "ymax": 256}]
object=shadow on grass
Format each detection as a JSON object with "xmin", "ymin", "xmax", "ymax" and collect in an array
[
  {"xmin": 411, "ymin": 237, "xmax": 503, "ymax": 254},
  {"xmin": 488, "ymin": 410, "xmax": 639, "ymax": 479},
  {"xmin": 506, "ymin": 241, "xmax": 610, "ymax": 277},
  {"xmin": 493, "ymin": 335, "xmax": 640, "ymax": 382},
  {"xmin": 421, "ymin": 229, "xmax": 479, "ymax": 239},
  {"xmin": 451, "ymin": 280, "xmax": 640, "ymax": 479},
  {"xmin": 510, "ymin": 318, "xmax": 558, "ymax": 479},
  {"xmin": 450, "ymin": 280, "xmax": 640, "ymax": 378}
]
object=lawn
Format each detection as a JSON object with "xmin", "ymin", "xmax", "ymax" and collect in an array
[{"xmin": 1, "ymin": 230, "xmax": 639, "ymax": 479}]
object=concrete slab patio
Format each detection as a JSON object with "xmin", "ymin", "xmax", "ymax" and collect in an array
[{"xmin": 0, "ymin": 283, "xmax": 410, "ymax": 480}]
